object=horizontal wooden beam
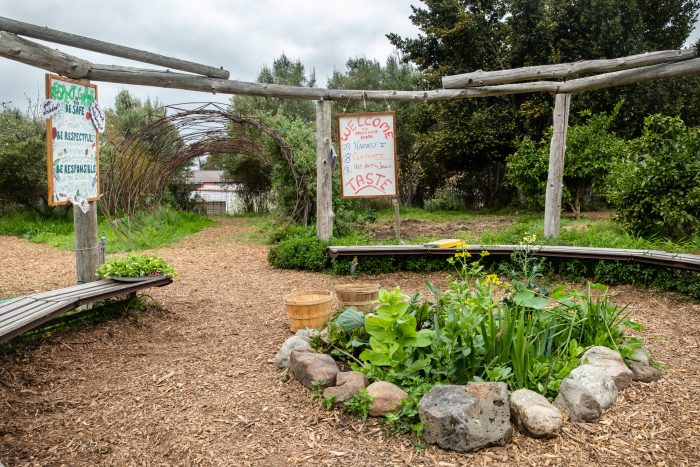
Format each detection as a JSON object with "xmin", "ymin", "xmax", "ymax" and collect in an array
[
  {"xmin": 0, "ymin": 15, "xmax": 230, "ymax": 79},
  {"xmin": 0, "ymin": 31, "xmax": 91, "ymax": 79},
  {"xmin": 443, "ymin": 48, "xmax": 698, "ymax": 88},
  {"xmin": 2, "ymin": 31, "xmax": 700, "ymax": 102},
  {"xmin": 558, "ymin": 57, "xmax": 700, "ymax": 93}
]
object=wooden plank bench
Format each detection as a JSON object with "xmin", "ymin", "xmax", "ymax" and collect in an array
[
  {"xmin": 327, "ymin": 244, "xmax": 700, "ymax": 272},
  {"xmin": 0, "ymin": 276, "xmax": 172, "ymax": 344}
]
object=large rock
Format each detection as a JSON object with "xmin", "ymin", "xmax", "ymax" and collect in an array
[
  {"xmin": 366, "ymin": 381, "xmax": 408, "ymax": 417},
  {"xmin": 628, "ymin": 362, "xmax": 662, "ymax": 383},
  {"xmin": 323, "ymin": 371, "xmax": 368, "ymax": 402},
  {"xmin": 582, "ymin": 346, "xmax": 633, "ymax": 390},
  {"xmin": 509, "ymin": 389, "xmax": 563, "ymax": 438},
  {"xmin": 628, "ymin": 348, "xmax": 650, "ymax": 366},
  {"xmin": 295, "ymin": 329, "xmax": 319, "ymax": 343},
  {"xmin": 275, "ymin": 336, "xmax": 311, "ymax": 369},
  {"xmin": 568, "ymin": 364, "xmax": 618, "ymax": 409},
  {"xmin": 554, "ymin": 378, "xmax": 602, "ymax": 422},
  {"xmin": 289, "ymin": 349, "xmax": 338, "ymax": 389},
  {"xmin": 419, "ymin": 383, "xmax": 512, "ymax": 452}
]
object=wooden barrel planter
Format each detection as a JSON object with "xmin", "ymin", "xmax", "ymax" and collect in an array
[
  {"xmin": 283, "ymin": 290, "xmax": 334, "ymax": 331},
  {"xmin": 335, "ymin": 282, "xmax": 380, "ymax": 313}
]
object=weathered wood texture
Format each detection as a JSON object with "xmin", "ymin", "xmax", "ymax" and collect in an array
[
  {"xmin": 315, "ymin": 100, "xmax": 333, "ymax": 240},
  {"xmin": 0, "ymin": 31, "xmax": 91, "ymax": 78},
  {"xmin": 0, "ymin": 276, "xmax": 172, "ymax": 343},
  {"xmin": 544, "ymin": 94, "xmax": 571, "ymax": 238},
  {"xmin": 0, "ymin": 16, "xmax": 229, "ymax": 78},
  {"xmin": 443, "ymin": 48, "xmax": 697, "ymax": 88},
  {"xmin": 326, "ymin": 245, "xmax": 700, "ymax": 272},
  {"xmin": 73, "ymin": 201, "xmax": 100, "ymax": 284},
  {"xmin": 5, "ymin": 30, "xmax": 700, "ymax": 102}
]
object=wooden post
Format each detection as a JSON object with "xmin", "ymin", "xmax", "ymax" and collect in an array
[
  {"xmin": 74, "ymin": 201, "xmax": 100, "ymax": 284},
  {"xmin": 393, "ymin": 198, "xmax": 401, "ymax": 242},
  {"xmin": 315, "ymin": 100, "xmax": 333, "ymax": 240},
  {"xmin": 544, "ymin": 93, "xmax": 571, "ymax": 238}
]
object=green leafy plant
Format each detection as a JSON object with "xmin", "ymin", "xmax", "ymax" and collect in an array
[
  {"xmin": 359, "ymin": 289, "xmax": 435, "ymax": 377},
  {"xmin": 344, "ymin": 388, "xmax": 373, "ymax": 420},
  {"xmin": 96, "ymin": 254, "xmax": 177, "ymax": 278},
  {"xmin": 310, "ymin": 380, "xmax": 326, "ymax": 400}
]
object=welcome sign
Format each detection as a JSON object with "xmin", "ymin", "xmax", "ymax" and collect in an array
[
  {"xmin": 338, "ymin": 112, "xmax": 398, "ymax": 198},
  {"xmin": 46, "ymin": 74, "xmax": 100, "ymax": 206}
]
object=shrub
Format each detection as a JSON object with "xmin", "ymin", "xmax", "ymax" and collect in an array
[
  {"xmin": 268, "ymin": 235, "xmax": 330, "ymax": 271},
  {"xmin": 424, "ymin": 187, "xmax": 466, "ymax": 212},
  {"xmin": 606, "ymin": 115, "xmax": 700, "ymax": 240}
]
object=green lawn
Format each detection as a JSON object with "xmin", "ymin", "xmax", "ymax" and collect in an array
[{"xmin": 0, "ymin": 207, "xmax": 214, "ymax": 253}]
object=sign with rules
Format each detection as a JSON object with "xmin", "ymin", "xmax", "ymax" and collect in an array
[
  {"xmin": 337, "ymin": 112, "xmax": 398, "ymax": 198},
  {"xmin": 45, "ymin": 74, "xmax": 101, "ymax": 206}
]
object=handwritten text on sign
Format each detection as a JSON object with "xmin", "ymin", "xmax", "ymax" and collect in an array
[
  {"xmin": 338, "ymin": 112, "xmax": 398, "ymax": 198},
  {"xmin": 46, "ymin": 75, "xmax": 99, "ymax": 206}
]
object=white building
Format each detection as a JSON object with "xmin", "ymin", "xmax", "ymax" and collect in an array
[{"xmin": 187, "ymin": 170, "xmax": 241, "ymax": 214}]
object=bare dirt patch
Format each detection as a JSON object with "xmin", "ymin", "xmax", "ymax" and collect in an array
[
  {"xmin": 0, "ymin": 217, "xmax": 698, "ymax": 466},
  {"xmin": 367, "ymin": 215, "xmax": 514, "ymax": 241}
]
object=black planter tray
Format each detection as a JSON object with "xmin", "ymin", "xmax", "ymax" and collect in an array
[{"xmin": 111, "ymin": 273, "xmax": 166, "ymax": 283}]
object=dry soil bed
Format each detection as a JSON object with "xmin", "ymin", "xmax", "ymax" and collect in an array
[{"xmin": 0, "ymin": 217, "xmax": 698, "ymax": 466}]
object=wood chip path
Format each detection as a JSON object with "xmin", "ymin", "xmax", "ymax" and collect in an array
[{"xmin": 1, "ymin": 217, "xmax": 698, "ymax": 466}]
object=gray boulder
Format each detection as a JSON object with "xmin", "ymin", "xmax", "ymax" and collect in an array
[
  {"xmin": 628, "ymin": 348, "xmax": 650, "ymax": 366},
  {"xmin": 582, "ymin": 346, "xmax": 633, "ymax": 390},
  {"xmin": 275, "ymin": 336, "xmax": 311, "ymax": 369},
  {"xmin": 554, "ymin": 378, "xmax": 602, "ymax": 422},
  {"xmin": 295, "ymin": 329, "xmax": 319, "ymax": 343},
  {"xmin": 366, "ymin": 381, "xmax": 408, "ymax": 417},
  {"xmin": 569, "ymin": 364, "xmax": 618, "ymax": 409},
  {"xmin": 323, "ymin": 371, "xmax": 368, "ymax": 402},
  {"xmin": 419, "ymin": 383, "xmax": 512, "ymax": 452},
  {"xmin": 509, "ymin": 389, "xmax": 563, "ymax": 438},
  {"xmin": 289, "ymin": 349, "xmax": 338, "ymax": 389},
  {"xmin": 628, "ymin": 362, "xmax": 662, "ymax": 383}
]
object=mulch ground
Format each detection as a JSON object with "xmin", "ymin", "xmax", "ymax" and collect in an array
[{"xmin": 0, "ymin": 217, "xmax": 698, "ymax": 466}]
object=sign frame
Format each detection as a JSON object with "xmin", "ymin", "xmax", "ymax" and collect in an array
[
  {"xmin": 45, "ymin": 74, "xmax": 100, "ymax": 206},
  {"xmin": 337, "ymin": 111, "xmax": 399, "ymax": 199}
]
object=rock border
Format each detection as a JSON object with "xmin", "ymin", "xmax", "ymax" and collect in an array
[{"xmin": 279, "ymin": 333, "xmax": 661, "ymax": 453}]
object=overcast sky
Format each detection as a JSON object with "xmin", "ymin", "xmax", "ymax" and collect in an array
[
  {"xmin": 1, "ymin": 0, "xmax": 699, "ymax": 112},
  {"xmin": 0, "ymin": 0, "xmax": 421, "ymax": 110}
]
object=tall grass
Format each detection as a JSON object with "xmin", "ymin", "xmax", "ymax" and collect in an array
[
  {"xmin": 480, "ymin": 214, "xmax": 700, "ymax": 254},
  {"xmin": 0, "ymin": 207, "xmax": 213, "ymax": 253}
]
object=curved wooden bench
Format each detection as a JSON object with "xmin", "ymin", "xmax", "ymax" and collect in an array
[{"xmin": 0, "ymin": 276, "xmax": 172, "ymax": 344}]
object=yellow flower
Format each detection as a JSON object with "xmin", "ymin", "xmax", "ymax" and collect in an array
[
  {"xmin": 480, "ymin": 250, "xmax": 490, "ymax": 257},
  {"xmin": 484, "ymin": 273, "xmax": 502, "ymax": 287}
]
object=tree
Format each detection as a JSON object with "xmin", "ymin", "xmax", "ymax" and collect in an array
[
  {"xmin": 0, "ymin": 105, "xmax": 53, "ymax": 215},
  {"xmin": 388, "ymin": 0, "xmax": 700, "ymax": 208},
  {"xmin": 605, "ymin": 115, "xmax": 700, "ymax": 239},
  {"xmin": 507, "ymin": 102, "xmax": 627, "ymax": 218}
]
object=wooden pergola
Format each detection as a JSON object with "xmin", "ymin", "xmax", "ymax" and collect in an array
[{"xmin": 1, "ymin": 15, "xmax": 699, "ymax": 249}]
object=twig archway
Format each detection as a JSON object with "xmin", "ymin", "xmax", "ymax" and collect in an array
[{"xmin": 101, "ymin": 102, "xmax": 311, "ymax": 224}]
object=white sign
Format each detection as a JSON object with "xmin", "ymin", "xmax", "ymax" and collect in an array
[
  {"xmin": 89, "ymin": 101, "xmax": 106, "ymax": 134},
  {"xmin": 46, "ymin": 74, "xmax": 99, "ymax": 206},
  {"xmin": 338, "ymin": 112, "xmax": 398, "ymax": 198}
]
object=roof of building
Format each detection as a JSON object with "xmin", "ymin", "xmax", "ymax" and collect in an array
[{"xmin": 186, "ymin": 170, "xmax": 225, "ymax": 184}]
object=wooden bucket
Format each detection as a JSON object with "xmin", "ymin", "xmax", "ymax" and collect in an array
[
  {"xmin": 335, "ymin": 282, "xmax": 380, "ymax": 313},
  {"xmin": 283, "ymin": 290, "xmax": 334, "ymax": 331}
]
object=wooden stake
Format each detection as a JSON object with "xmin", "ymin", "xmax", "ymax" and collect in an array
[
  {"xmin": 544, "ymin": 93, "xmax": 571, "ymax": 238},
  {"xmin": 315, "ymin": 100, "xmax": 333, "ymax": 240},
  {"xmin": 73, "ymin": 201, "xmax": 100, "ymax": 284},
  {"xmin": 393, "ymin": 198, "xmax": 401, "ymax": 242}
]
